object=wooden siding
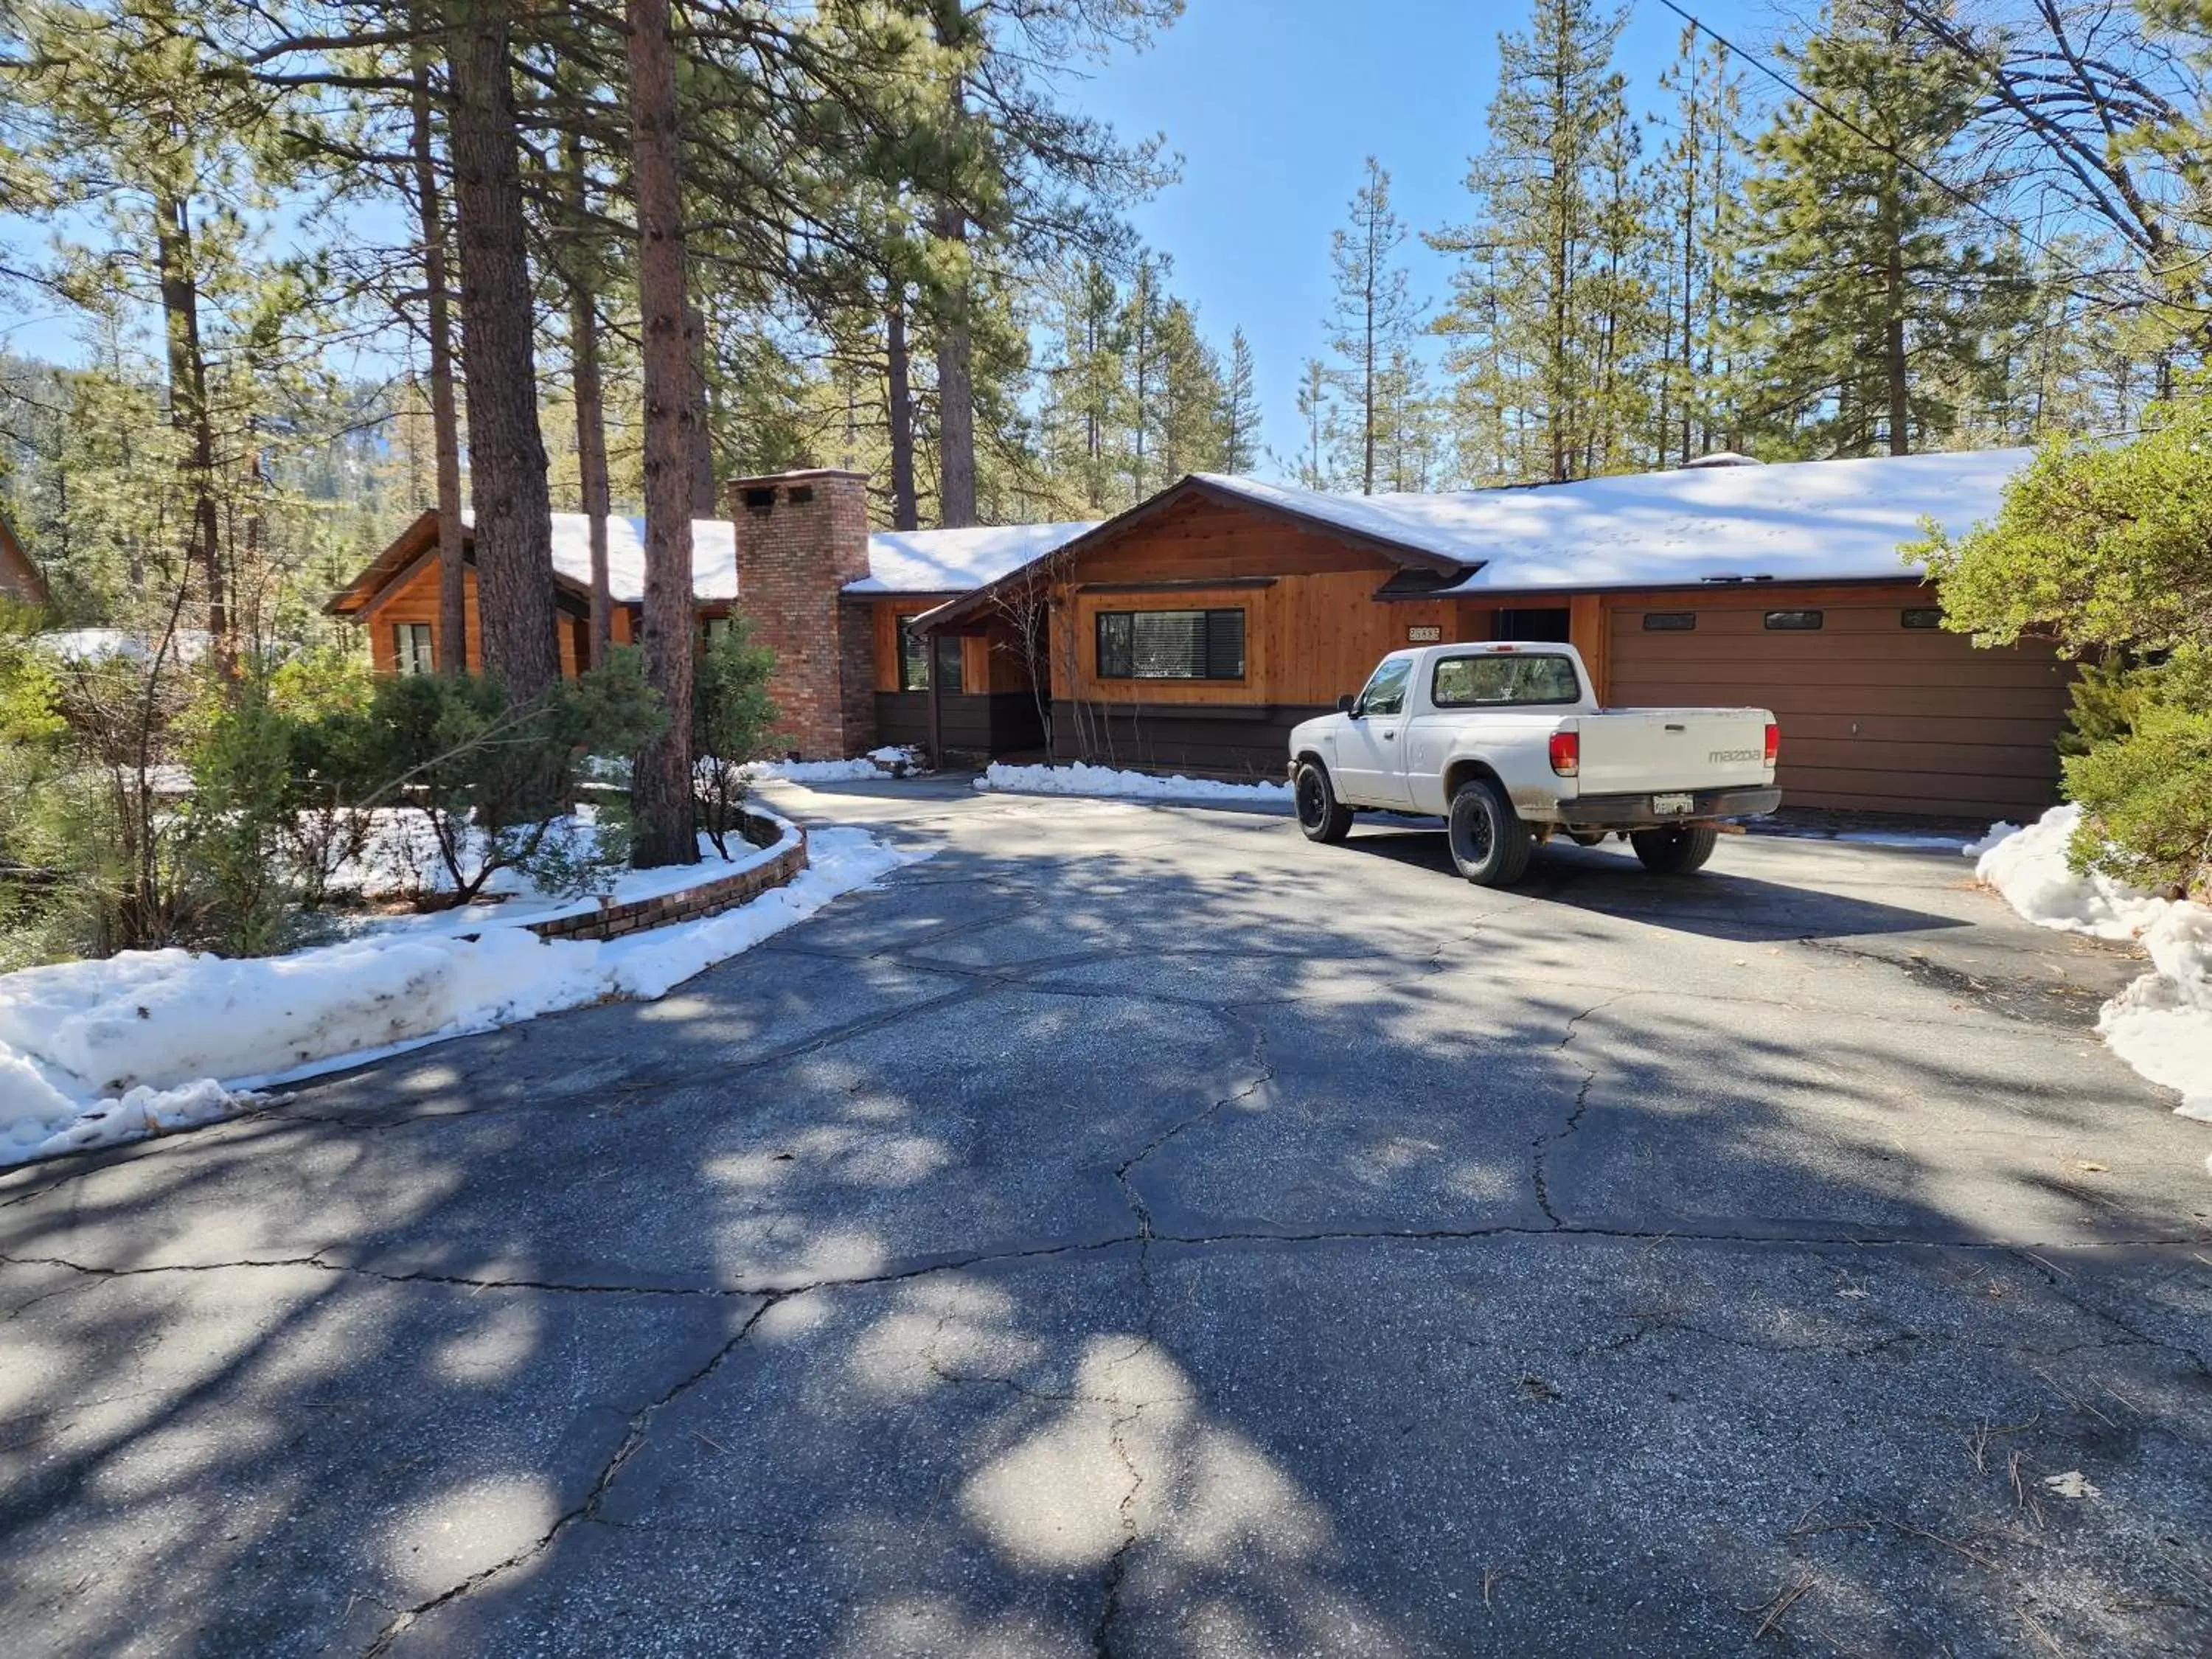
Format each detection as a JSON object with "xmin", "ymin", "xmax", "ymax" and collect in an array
[
  {"xmin": 1607, "ymin": 595, "xmax": 2069, "ymax": 818},
  {"xmin": 865, "ymin": 594, "xmax": 1032, "ymax": 695},
  {"xmin": 1055, "ymin": 570, "xmax": 1458, "ymax": 708},
  {"xmin": 876, "ymin": 690, "xmax": 1046, "ymax": 756},
  {"xmin": 360, "ymin": 554, "xmax": 632, "ymax": 678},
  {"xmin": 0, "ymin": 516, "xmax": 48, "ymax": 607}
]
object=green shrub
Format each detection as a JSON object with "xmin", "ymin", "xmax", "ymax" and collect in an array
[
  {"xmin": 691, "ymin": 621, "xmax": 781, "ymax": 858},
  {"xmin": 328, "ymin": 654, "xmax": 666, "ymax": 905},
  {"xmin": 2062, "ymin": 649, "xmax": 2212, "ymax": 898}
]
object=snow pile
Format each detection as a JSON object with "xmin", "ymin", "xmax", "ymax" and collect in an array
[
  {"xmin": 1971, "ymin": 804, "xmax": 2212, "ymax": 1125},
  {"xmin": 1961, "ymin": 821, "xmax": 2021, "ymax": 857},
  {"xmin": 975, "ymin": 761, "xmax": 1290, "ymax": 804},
  {"xmin": 742, "ymin": 745, "xmax": 925, "ymax": 784},
  {"xmin": 0, "ymin": 819, "xmax": 927, "ymax": 1166},
  {"xmin": 1972, "ymin": 804, "xmax": 2171, "ymax": 941}
]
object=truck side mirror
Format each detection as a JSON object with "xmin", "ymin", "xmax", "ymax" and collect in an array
[{"xmin": 1337, "ymin": 694, "xmax": 1357, "ymax": 714}]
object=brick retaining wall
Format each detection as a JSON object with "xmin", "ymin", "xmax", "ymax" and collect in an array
[{"xmin": 526, "ymin": 811, "xmax": 809, "ymax": 944}]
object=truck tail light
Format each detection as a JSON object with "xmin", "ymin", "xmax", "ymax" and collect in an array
[
  {"xmin": 1548, "ymin": 730, "xmax": 1579, "ymax": 776},
  {"xmin": 1764, "ymin": 722, "xmax": 1780, "ymax": 766}
]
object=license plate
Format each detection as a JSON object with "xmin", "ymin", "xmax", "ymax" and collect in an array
[{"xmin": 1653, "ymin": 793, "xmax": 1694, "ymax": 816}]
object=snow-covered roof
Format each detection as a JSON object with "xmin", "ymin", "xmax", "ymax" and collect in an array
[
  {"xmin": 849, "ymin": 521, "xmax": 1101, "ymax": 594},
  {"xmin": 540, "ymin": 513, "xmax": 738, "ymax": 604},
  {"xmin": 531, "ymin": 513, "xmax": 1093, "ymax": 600},
  {"xmin": 1189, "ymin": 449, "xmax": 2033, "ymax": 592}
]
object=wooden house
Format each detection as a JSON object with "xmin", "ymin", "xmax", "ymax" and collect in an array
[{"xmin": 911, "ymin": 451, "xmax": 2071, "ymax": 821}]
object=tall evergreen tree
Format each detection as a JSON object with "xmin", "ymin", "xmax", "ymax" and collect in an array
[
  {"xmin": 1152, "ymin": 296, "xmax": 1227, "ymax": 479},
  {"xmin": 1324, "ymin": 158, "xmax": 1420, "ymax": 493},
  {"xmin": 1732, "ymin": 0, "xmax": 2031, "ymax": 456},
  {"xmin": 1652, "ymin": 24, "xmax": 1750, "ymax": 465},
  {"xmin": 1430, "ymin": 0, "xmax": 1638, "ymax": 482},
  {"xmin": 1220, "ymin": 328, "xmax": 1262, "ymax": 473}
]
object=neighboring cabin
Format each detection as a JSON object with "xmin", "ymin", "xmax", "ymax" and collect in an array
[
  {"xmin": 330, "ymin": 451, "xmax": 2067, "ymax": 821},
  {"xmin": 0, "ymin": 510, "xmax": 51, "ymax": 609}
]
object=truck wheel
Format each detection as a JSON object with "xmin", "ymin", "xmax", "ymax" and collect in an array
[
  {"xmin": 1293, "ymin": 760, "xmax": 1354, "ymax": 844},
  {"xmin": 1447, "ymin": 777, "xmax": 1533, "ymax": 886},
  {"xmin": 1630, "ymin": 824, "xmax": 1719, "ymax": 874}
]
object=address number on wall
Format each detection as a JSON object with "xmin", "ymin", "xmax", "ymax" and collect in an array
[{"xmin": 1406, "ymin": 625, "xmax": 1442, "ymax": 643}]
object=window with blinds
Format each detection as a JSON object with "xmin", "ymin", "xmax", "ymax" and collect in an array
[{"xmin": 1095, "ymin": 608, "xmax": 1245, "ymax": 681}]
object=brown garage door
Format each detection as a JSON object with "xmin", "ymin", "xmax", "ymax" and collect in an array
[{"xmin": 1607, "ymin": 599, "xmax": 2070, "ymax": 819}]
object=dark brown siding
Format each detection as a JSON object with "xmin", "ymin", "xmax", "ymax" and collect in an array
[
  {"xmin": 1607, "ymin": 599, "xmax": 2069, "ymax": 818},
  {"xmin": 876, "ymin": 691, "xmax": 1045, "ymax": 757},
  {"xmin": 1048, "ymin": 702, "xmax": 1329, "ymax": 781}
]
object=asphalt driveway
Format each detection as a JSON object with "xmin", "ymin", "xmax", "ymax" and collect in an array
[{"xmin": 4, "ymin": 780, "xmax": 2210, "ymax": 1658}]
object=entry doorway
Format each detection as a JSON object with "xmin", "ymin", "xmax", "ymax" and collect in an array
[{"xmin": 1493, "ymin": 607, "xmax": 1573, "ymax": 643}]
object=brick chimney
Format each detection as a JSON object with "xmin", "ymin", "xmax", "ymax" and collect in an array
[{"xmin": 729, "ymin": 468, "xmax": 877, "ymax": 758}]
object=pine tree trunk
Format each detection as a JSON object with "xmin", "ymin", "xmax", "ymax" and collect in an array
[
  {"xmin": 886, "ymin": 296, "xmax": 919, "ymax": 530},
  {"xmin": 155, "ymin": 192, "xmax": 227, "ymax": 663},
  {"xmin": 447, "ymin": 0, "xmax": 561, "ymax": 704},
  {"xmin": 935, "ymin": 203, "xmax": 978, "ymax": 527},
  {"xmin": 625, "ymin": 0, "xmax": 698, "ymax": 868},
  {"xmin": 412, "ymin": 46, "xmax": 468, "ymax": 673},
  {"xmin": 684, "ymin": 301, "xmax": 716, "ymax": 515},
  {"xmin": 1885, "ymin": 224, "xmax": 1910, "ymax": 455},
  {"xmin": 560, "ymin": 131, "xmax": 613, "ymax": 663}
]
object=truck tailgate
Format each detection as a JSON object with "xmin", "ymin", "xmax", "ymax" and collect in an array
[{"xmin": 1574, "ymin": 709, "xmax": 1772, "ymax": 794}]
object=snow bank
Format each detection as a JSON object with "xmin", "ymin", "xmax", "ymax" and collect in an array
[
  {"xmin": 741, "ymin": 745, "xmax": 925, "ymax": 784},
  {"xmin": 1970, "ymin": 805, "xmax": 2212, "ymax": 1127},
  {"xmin": 974, "ymin": 761, "xmax": 1290, "ymax": 804},
  {"xmin": 0, "ymin": 818, "xmax": 927, "ymax": 1166},
  {"xmin": 1972, "ymin": 804, "xmax": 2171, "ymax": 940}
]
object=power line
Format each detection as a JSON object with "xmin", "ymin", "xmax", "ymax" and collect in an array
[{"xmin": 1648, "ymin": 0, "xmax": 2109, "ymax": 298}]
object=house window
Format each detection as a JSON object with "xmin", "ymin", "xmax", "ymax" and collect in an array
[
  {"xmin": 1095, "ymin": 608, "xmax": 1245, "ymax": 681},
  {"xmin": 701, "ymin": 615, "xmax": 734, "ymax": 644},
  {"xmin": 900, "ymin": 627, "xmax": 963, "ymax": 693},
  {"xmin": 1901, "ymin": 607, "xmax": 1943, "ymax": 630},
  {"xmin": 394, "ymin": 622, "xmax": 434, "ymax": 675},
  {"xmin": 1642, "ymin": 612, "xmax": 1697, "ymax": 632},
  {"xmin": 1431, "ymin": 653, "xmax": 1582, "ymax": 707},
  {"xmin": 1764, "ymin": 609, "xmax": 1824, "ymax": 631}
]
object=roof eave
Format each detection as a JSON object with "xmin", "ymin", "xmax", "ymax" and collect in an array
[{"xmin": 911, "ymin": 474, "xmax": 1479, "ymax": 633}]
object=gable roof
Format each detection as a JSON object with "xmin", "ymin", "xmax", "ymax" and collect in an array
[
  {"xmin": 912, "ymin": 448, "xmax": 2034, "ymax": 630},
  {"xmin": 329, "ymin": 509, "xmax": 1097, "ymax": 615},
  {"xmin": 0, "ymin": 508, "xmax": 51, "ymax": 608},
  {"xmin": 1192, "ymin": 449, "xmax": 2031, "ymax": 594}
]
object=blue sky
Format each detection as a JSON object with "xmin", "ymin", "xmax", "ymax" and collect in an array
[
  {"xmin": 1, "ymin": 0, "xmax": 1787, "ymax": 481},
  {"xmin": 1075, "ymin": 0, "xmax": 1778, "ymax": 470}
]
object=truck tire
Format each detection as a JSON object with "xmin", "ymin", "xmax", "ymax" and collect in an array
[
  {"xmin": 1631, "ymin": 824, "xmax": 1719, "ymax": 874},
  {"xmin": 1447, "ymin": 776, "xmax": 1533, "ymax": 886},
  {"xmin": 1293, "ymin": 760, "xmax": 1354, "ymax": 844}
]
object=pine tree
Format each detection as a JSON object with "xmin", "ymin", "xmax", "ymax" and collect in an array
[
  {"xmin": 1324, "ymin": 158, "xmax": 1420, "ymax": 494},
  {"xmin": 1121, "ymin": 251, "xmax": 1169, "ymax": 500},
  {"xmin": 1152, "ymin": 298, "xmax": 1226, "ymax": 479},
  {"xmin": 1652, "ymin": 25, "xmax": 1750, "ymax": 464},
  {"xmin": 1732, "ymin": 0, "xmax": 2031, "ymax": 456},
  {"xmin": 1430, "ymin": 0, "xmax": 1638, "ymax": 482},
  {"xmin": 1294, "ymin": 358, "xmax": 1338, "ymax": 491},
  {"xmin": 1219, "ymin": 330, "xmax": 1262, "ymax": 473}
]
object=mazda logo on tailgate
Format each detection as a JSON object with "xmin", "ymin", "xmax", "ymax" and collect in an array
[{"xmin": 1708, "ymin": 748, "xmax": 1761, "ymax": 763}]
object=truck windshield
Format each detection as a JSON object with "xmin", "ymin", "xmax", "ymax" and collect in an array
[{"xmin": 1431, "ymin": 654, "xmax": 1581, "ymax": 706}]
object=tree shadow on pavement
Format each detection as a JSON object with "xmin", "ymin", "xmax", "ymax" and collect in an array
[{"xmin": 0, "ymin": 796, "xmax": 2208, "ymax": 1658}]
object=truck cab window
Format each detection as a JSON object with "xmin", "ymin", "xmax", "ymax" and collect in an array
[
  {"xmin": 1431, "ymin": 653, "xmax": 1581, "ymax": 706},
  {"xmin": 1356, "ymin": 655, "xmax": 1413, "ymax": 716}
]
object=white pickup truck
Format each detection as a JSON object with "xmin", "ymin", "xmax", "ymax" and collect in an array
[{"xmin": 1287, "ymin": 642, "xmax": 1781, "ymax": 886}]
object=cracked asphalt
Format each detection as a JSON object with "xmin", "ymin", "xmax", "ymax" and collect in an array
[{"xmin": 4, "ymin": 778, "xmax": 2211, "ymax": 1658}]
